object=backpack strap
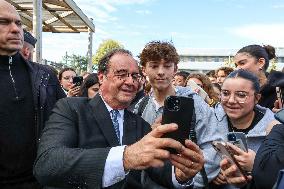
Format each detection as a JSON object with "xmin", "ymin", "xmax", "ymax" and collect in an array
[
  {"xmin": 137, "ymin": 95, "xmax": 150, "ymax": 116},
  {"xmin": 189, "ymin": 99, "xmax": 209, "ymax": 189}
]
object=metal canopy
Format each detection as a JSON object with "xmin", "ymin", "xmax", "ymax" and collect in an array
[
  {"xmin": 6, "ymin": 0, "xmax": 95, "ymax": 72},
  {"xmin": 7, "ymin": 0, "xmax": 95, "ymax": 33}
]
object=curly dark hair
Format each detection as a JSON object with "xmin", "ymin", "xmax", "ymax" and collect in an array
[
  {"xmin": 215, "ymin": 66, "xmax": 234, "ymax": 77},
  {"xmin": 139, "ymin": 41, "xmax": 179, "ymax": 67}
]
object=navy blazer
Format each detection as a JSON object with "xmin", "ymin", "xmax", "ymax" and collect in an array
[{"xmin": 34, "ymin": 94, "xmax": 174, "ymax": 189}]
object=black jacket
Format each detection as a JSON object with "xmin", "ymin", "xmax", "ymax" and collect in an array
[
  {"xmin": 259, "ymin": 70, "xmax": 284, "ymax": 110},
  {"xmin": 26, "ymin": 56, "xmax": 66, "ymax": 139},
  {"xmin": 0, "ymin": 52, "xmax": 65, "ymax": 185},
  {"xmin": 253, "ymin": 124, "xmax": 284, "ymax": 189}
]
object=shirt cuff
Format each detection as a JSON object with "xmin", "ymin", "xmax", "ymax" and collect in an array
[
  {"xmin": 172, "ymin": 166, "xmax": 194, "ymax": 188},
  {"xmin": 102, "ymin": 146, "xmax": 127, "ymax": 187}
]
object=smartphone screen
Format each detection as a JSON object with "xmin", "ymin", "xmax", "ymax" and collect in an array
[{"xmin": 162, "ymin": 96, "xmax": 194, "ymax": 153}]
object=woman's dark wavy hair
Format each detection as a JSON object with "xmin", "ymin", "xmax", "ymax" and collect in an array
[
  {"xmin": 225, "ymin": 69, "xmax": 260, "ymax": 93},
  {"xmin": 236, "ymin": 44, "xmax": 276, "ymax": 71},
  {"xmin": 79, "ymin": 73, "xmax": 99, "ymax": 97}
]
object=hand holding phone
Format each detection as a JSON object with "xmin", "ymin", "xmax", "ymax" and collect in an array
[{"xmin": 212, "ymin": 141, "xmax": 248, "ymax": 180}]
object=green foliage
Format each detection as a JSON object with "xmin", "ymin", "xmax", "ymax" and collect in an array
[
  {"xmin": 92, "ymin": 39, "xmax": 123, "ymax": 65},
  {"xmin": 223, "ymin": 56, "xmax": 236, "ymax": 69},
  {"xmin": 268, "ymin": 58, "xmax": 277, "ymax": 72},
  {"xmin": 60, "ymin": 53, "xmax": 88, "ymax": 74}
]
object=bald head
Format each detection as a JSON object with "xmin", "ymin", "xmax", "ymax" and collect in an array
[{"xmin": 0, "ymin": 0, "xmax": 24, "ymax": 56}]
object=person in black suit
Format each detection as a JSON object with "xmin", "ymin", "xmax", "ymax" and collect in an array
[{"xmin": 33, "ymin": 49, "xmax": 205, "ymax": 189}]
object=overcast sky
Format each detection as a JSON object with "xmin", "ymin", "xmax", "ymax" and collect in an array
[{"xmin": 42, "ymin": 0, "xmax": 284, "ymax": 62}]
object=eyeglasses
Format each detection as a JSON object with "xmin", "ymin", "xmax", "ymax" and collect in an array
[
  {"xmin": 112, "ymin": 69, "xmax": 142, "ymax": 82},
  {"xmin": 220, "ymin": 90, "xmax": 254, "ymax": 104}
]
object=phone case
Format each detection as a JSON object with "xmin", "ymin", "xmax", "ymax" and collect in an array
[
  {"xmin": 73, "ymin": 76, "xmax": 83, "ymax": 86},
  {"xmin": 227, "ymin": 132, "xmax": 248, "ymax": 152},
  {"xmin": 162, "ymin": 96, "xmax": 194, "ymax": 153},
  {"xmin": 212, "ymin": 141, "xmax": 248, "ymax": 180}
]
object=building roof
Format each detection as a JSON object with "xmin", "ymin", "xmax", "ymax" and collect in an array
[{"xmin": 7, "ymin": 0, "xmax": 95, "ymax": 33}]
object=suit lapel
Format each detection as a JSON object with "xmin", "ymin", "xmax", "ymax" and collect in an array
[
  {"xmin": 89, "ymin": 95, "xmax": 120, "ymax": 146},
  {"xmin": 123, "ymin": 111, "xmax": 138, "ymax": 145}
]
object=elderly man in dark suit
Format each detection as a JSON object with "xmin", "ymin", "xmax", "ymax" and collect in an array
[{"xmin": 33, "ymin": 49, "xmax": 204, "ymax": 189}]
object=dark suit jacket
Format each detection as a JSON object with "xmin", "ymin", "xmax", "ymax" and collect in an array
[{"xmin": 34, "ymin": 94, "xmax": 174, "ymax": 189}]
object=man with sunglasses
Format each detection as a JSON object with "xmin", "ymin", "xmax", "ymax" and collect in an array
[{"xmin": 34, "ymin": 49, "xmax": 204, "ymax": 188}]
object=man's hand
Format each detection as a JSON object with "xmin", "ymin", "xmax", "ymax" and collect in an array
[
  {"xmin": 123, "ymin": 123, "xmax": 184, "ymax": 170},
  {"xmin": 171, "ymin": 140, "xmax": 205, "ymax": 183}
]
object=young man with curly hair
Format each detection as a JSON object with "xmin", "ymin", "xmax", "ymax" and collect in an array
[{"xmin": 133, "ymin": 41, "xmax": 223, "ymax": 188}]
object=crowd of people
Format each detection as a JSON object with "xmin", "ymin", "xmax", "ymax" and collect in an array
[{"xmin": 1, "ymin": 1, "xmax": 284, "ymax": 189}]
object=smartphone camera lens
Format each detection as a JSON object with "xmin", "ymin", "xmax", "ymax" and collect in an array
[
  {"xmin": 228, "ymin": 134, "xmax": 236, "ymax": 141},
  {"xmin": 167, "ymin": 96, "xmax": 180, "ymax": 111}
]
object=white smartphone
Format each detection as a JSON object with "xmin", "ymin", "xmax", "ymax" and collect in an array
[{"xmin": 186, "ymin": 80, "xmax": 208, "ymax": 100}]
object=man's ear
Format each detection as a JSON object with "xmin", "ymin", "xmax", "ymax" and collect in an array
[{"xmin": 98, "ymin": 72, "xmax": 105, "ymax": 85}]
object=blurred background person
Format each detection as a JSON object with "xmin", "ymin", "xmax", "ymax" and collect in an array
[
  {"xmin": 79, "ymin": 73, "xmax": 99, "ymax": 98},
  {"xmin": 81, "ymin": 71, "xmax": 91, "ymax": 81},
  {"xmin": 215, "ymin": 66, "xmax": 234, "ymax": 86},
  {"xmin": 234, "ymin": 44, "xmax": 284, "ymax": 109},
  {"xmin": 212, "ymin": 82, "xmax": 222, "ymax": 100},
  {"xmin": 173, "ymin": 70, "xmax": 190, "ymax": 86},
  {"xmin": 186, "ymin": 73, "xmax": 219, "ymax": 107},
  {"xmin": 58, "ymin": 67, "xmax": 80, "ymax": 97},
  {"xmin": 206, "ymin": 70, "xmax": 217, "ymax": 84},
  {"xmin": 20, "ymin": 29, "xmax": 37, "ymax": 61}
]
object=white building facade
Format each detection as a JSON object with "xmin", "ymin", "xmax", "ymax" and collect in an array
[{"xmin": 178, "ymin": 48, "xmax": 284, "ymax": 73}]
